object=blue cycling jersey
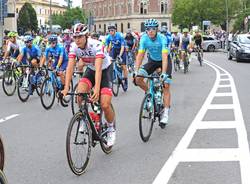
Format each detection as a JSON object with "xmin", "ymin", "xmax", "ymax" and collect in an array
[
  {"xmin": 21, "ymin": 45, "xmax": 41, "ymax": 63},
  {"xmin": 105, "ymin": 32, "xmax": 125, "ymax": 49},
  {"xmin": 138, "ymin": 33, "xmax": 169, "ymax": 61},
  {"xmin": 162, "ymin": 32, "xmax": 173, "ymax": 51},
  {"xmin": 45, "ymin": 44, "xmax": 68, "ymax": 67}
]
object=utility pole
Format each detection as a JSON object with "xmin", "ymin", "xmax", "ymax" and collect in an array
[{"xmin": 49, "ymin": 0, "xmax": 52, "ymax": 31}]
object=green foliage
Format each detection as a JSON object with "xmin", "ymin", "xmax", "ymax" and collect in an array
[
  {"xmin": 51, "ymin": 7, "xmax": 87, "ymax": 29},
  {"xmin": 172, "ymin": 0, "xmax": 242, "ymax": 29},
  {"xmin": 233, "ymin": 8, "xmax": 250, "ymax": 32},
  {"xmin": 17, "ymin": 2, "xmax": 38, "ymax": 34}
]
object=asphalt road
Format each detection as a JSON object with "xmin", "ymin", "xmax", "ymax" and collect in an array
[{"xmin": 0, "ymin": 52, "xmax": 249, "ymax": 184}]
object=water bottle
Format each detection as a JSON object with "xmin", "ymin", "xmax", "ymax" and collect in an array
[
  {"xmin": 155, "ymin": 91, "xmax": 162, "ymax": 105},
  {"xmin": 57, "ymin": 77, "xmax": 62, "ymax": 89}
]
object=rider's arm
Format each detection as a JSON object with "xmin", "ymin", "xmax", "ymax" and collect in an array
[
  {"xmin": 135, "ymin": 38, "xmax": 146, "ymax": 71},
  {"xmin": 64, "ymin": 58, "xmax": 75, "ymax": 92},
  {"xmin": 94, "ymin": 58, "xmax": 103, "ymax": 92},
  {"xmin": 161, "ymin": 36, "xmax": 169, "ymax": 74},
  {"xmin": 57, "ymin": 47, "xmax": 64, "ymax": 68},
  {"xmin": 3, "ymin": 42, "xmax": 11, "ymax": 59},
  {"xmin": 105, "ymin": 35, "xmax": 110, "ymax": 52},
  {"xmin": 17, "ymin": 47, "xmax": 25, "ymax": 63},
  {"xmin": 119, "ymin": 34, "xmax": 126, "ymax": 56}
]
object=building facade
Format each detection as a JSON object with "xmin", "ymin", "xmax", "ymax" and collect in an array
[
  {"xmin": 82, "ymin": 0, "xmax": 173, "ymax": 33},
  {"xmin": 16, "ymin": 0, "xmax": 67, "ymax": 29}
]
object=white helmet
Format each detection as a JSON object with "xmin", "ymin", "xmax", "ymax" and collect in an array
[
  {"xmin": 64, "ymin": 29, "xmax": 71, "ymax": 34},
  {"xmin": 73, "ymin": 23, "xmax": 88, "ymax": 36}
]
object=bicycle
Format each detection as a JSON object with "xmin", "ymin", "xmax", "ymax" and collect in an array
[
  {"xmin": 127, "ymin": 50, "xmax": 135, "ymax": 73},
  {"xmin": 194, "ymin": 45, "xmax": 202, "ymax": 66},
  {"xmin": 182, "ymin": 50, "xmax": 190, "ymax": 74},
  {"xmin": 112, "ymin": 58, "xmax": 126, "ymax": 97},
  {"xmin": 0, "ymin": 136, "xmax": 7, "ymax": 184},
  {"xmin": 17, "ymin": 65, "xmax": 46, "ymax": 102},
  {"xmin": 171, "ymin": 47, "xmax": 180, "ymax": 72},
  {"xmin": 66, "ymin": 92, "xmax": 115, "ymax": 175},
  {"xmin": 1, "ymin": 58, "xmax": 22, "ymax": 96},
  {"xmin": 137, "ymin": 72, "xmax": 165, "ymax": 142},
  {"xmin": 40, "ymin": 68, "xmax": 72, "ymax": 109}
]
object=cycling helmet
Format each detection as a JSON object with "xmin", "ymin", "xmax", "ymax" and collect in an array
[
  {"xmin": 160, "ymin": 26, "xmax": 168, "ymax": 33},
  {"xmin": 73, "ymin": 23, "xmax": 89, "ymax": 36},
  {"xmin": 172, "ymin": 27, "xmax": 178, "ymax": 33},
  {"xmin": 144, "ymin": 19, "xmax": 159, "ymax": 28},
  {"xmin": 7, "ymin": 31, "xmax": 18, "ymax": 38},
  {"xmin": 23, "ymin": 35, "xmax": 33, "ymax": 42},
  {"xmin": 64, "ymin": 29, "xmax": 71, "ymax": 34},
  {"xmin": 91, "ymin": 32, "xmax": 100, "ymax": 39},
  {"xmin": 183, "ymin": 28, "xmax": 189, "ymax": 33},
  {"xmin": 126, "ymin": 29, "xmax": 132, "ymax": 34},
  {"xmin": 108, "ymin": 23, "xmax": 116, "ymax": 30},
  {"xmin": 48, "ymin": 34, "xmax": 58, "ymax": 43}
]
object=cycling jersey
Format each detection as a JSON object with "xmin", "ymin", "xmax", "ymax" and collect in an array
[
  {"xmin": 105, "ymin": 32, "xmax": 125, "ymax": 49},
  {"xmin": 193, "ymin": 34, "xmax": 203, "ymax": 45},
  {"xmin": 21, "ymin": 45, "xmax": 41, "ymax": 64},
  {"xmin": 63, "ymin": 35, "xmax": 73, "ymax": 53},
  {"xmin": 45, "ymin": 44, "xmax": 68, "ymax": 70},
  {"xmin": 125, "ymin": 35, "xmax": 136, "ymax": 49},
  {"xmin": 180, "ymin": 34, "xmax": 192, "ymax": 50},
  {"xmin": 6, "ymin": 41, "xmax": 19, "ymax": 58},
  {"xmin": 172, "ymin": 33, "xmax": 181, "ymax": 47},
  {"xmin": 138, "ymin": 33, "xmax": 169, "ymax": 61},
  {"xmin": 69, "ymin": 38, "xmax": 111, "ymax": 71}
]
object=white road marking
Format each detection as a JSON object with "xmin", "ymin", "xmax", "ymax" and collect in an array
[
  {"xmin": 153, "ymin": 59, "xmax": 250, "ymax": 184},
  {"xmin": 0, "ymin": 114, "xmax": 19, "ymax": 123}
]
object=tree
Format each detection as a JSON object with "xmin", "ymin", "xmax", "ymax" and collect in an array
[
  {"xmin": 17, "ymin": 2, "xmax": 38, "ymax": 34},
  {"xmin": 51, "ymin": 7, "xmax": 87, "ymax": 29},
  {"xmin": 172, "ymin": 0, "xmax": 242, "ymax": 30}
]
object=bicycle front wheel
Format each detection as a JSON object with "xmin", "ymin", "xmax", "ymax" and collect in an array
[
  {"xmin": 112, "ymin": 71, "xmax": 119, "ymax": 97},
  {"xmin": 40, "ymin": 77, "xmax": 56, "ymax": 110},
  {"xmin": 2, "ymin": 70, "xmax": 16, "ymax": 96},
  {"xmin": 66, "ymin": 112, "xmax": 92, "ymax": 175},
  {"xmin": 0, "ymin": 170, "xmax": 7, "ymax": 184},
  {"xmin": 139, "ymin": 93, "xmax": 155, "ymax": 142},
  {"xmin": 17, "ymin": 74, "xmax": 30, "ymax": 102}
]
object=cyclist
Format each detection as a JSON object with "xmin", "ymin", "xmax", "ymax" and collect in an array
[
  {"xmin": 18, "ymin": 35, "xmax": 41, "ymax": 66},
  {"xmin": 41, "ymin": 34, "xmax": 68, "ymax": 89},
  {"xmin": 62, "ymin": 23, "xmax": 116, "ymax": 146},
  {"xmin": 133, "ymin": 19, "xmax": 172, "ymax": 128},
  {"xmin": 193, "ymin": 29, "xmax": 203, "ymax": 60},
  {"xmin": 3, "ymin": 32, "xmax": 20, "ymax": 61},
  {"xmin": 105, "ymin": 23, "xmax": 128, "ymax": 91},
  {"xmin": 63, "ymin": 29, "xmax": 73, "ymax": 54},
  {"xmin": 179, "ymin": 28, "xmax": 192, "ymax": 65},
  {"xmin": 161, "ymin": 26, "xmax": 173, "ymax": 69}
]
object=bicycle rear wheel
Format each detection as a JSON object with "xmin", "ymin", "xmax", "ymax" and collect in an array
[
  {"xmin": 0, "ymin": 138, "xmax": 4, "ymax": 170},
  {"xmin": 17, "ymin": 74, "xmax": 30, "ymax": 102},
  {"xmin": 139, "ymin": 93, "xmax": 155, "ymax": 142},
  {"xmin": 66, "ymin": 112, "xmax": 92, "ymax": 175},
  {"xmin": 40, "ymin": 77, "xmax": 56, "ymax": 110},
  {"xmin": 2, "ymin": 70, "xmax": 16, "ymax": 96},
  {"xmin": 0, "ymin": 170, "xmax": 7, "ymax": 184}
]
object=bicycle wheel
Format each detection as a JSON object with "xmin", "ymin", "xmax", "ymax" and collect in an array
[
  {"xmin": 0, "ymin": 170, "xmax": 7, "ymax": 184},
  {"xmin": 17, "ymin": 74, "xmax": 30, "ymax": 102},
  {"xmin": 71, "ymin": 83, "xmax": 79, "ymax": 115},
  {"xmin": 99, "ymin": 104, "xmax": 115, "ymax": 154},
  {"xmin": 112, "ymin": 71, "xmax": 119, "ymax": 97},
  {"xmin": 0, "ymin": 138, "xmax": 4, "ymax": 170},
  {"xmin": 35, "ymin": 69, "xmax": 47, "ymax": 96},
  {"xmin": 2, "ymin": 70, "xmax": 16, "ymax": 96},
  {"xmin": 40, "ymin": 77, "xmax": 56, "ymax": 110},
  {"xmin": 139, "ymin": 93, "xmax": 155, "ymax": 142},
  {"xmin": 66, "ymin": 112, "xmax": 92, "ymax": 175}
]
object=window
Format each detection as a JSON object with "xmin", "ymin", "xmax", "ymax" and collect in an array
[
  {"xmin": 141, "ymin": 22, "xmax": 145, "ymax": 32},
  {"xmin": 161, "ymin": 22, "xmax": 167, "ymax": 27},
  {"xmin": 121, "ymin": 23, "xmax": 123, "ymax": 33},
  {"xmin": 128, "ymin": 0, "xmax": 132, "ymax": 14},
  {"xmin": 140, "ymin": 1, "xmax": 148, "ymax": 14},
  {"xmin": 94, "ymin": 25, "xmax": 96, "ymax": 32},
  {"xmin": 128, "ymin": 23, "xmax": 130, "ymax": 29},
  {"xmin": 99, "ymin": 24, "xmax": 101, "ymax": 29},
  {"xmin": 40, "ymin": 19, "xmax": 42, "ymax": 26},
  {"xmin": 16, "ymin": 8, "xmax": 18, "ymax": 13},
  {"xmin": 160, "ymin": 1, "xmax": 168, "ymax": 14},
  {"xmin": 104, "ymin": 24, "xmax": 106, "ymax": 33}
]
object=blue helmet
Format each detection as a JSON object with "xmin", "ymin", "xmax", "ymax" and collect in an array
[
  {"xmin": 144, "ymin": 19, "xmax": 159, "ymax": 28},
  {"xmin": 24, "ymin": 35, "xmax": 33, "ymax": 42},
  {"xmin": 48, "ymin": 34, "xmax": 58, "ymax": 43}
]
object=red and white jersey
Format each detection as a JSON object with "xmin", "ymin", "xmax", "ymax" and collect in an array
[{"xmin": 69, "ymin": 38, "xmax": 111, "ymax": 71}]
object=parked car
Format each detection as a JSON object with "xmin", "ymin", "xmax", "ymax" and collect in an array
[
  {"xmin": 228, "ymin": 34, "xmax": 250, "ymax": 62},
  {"xmin": 203, "ymin": 36, "xmax": 222, "ymax": 52}
]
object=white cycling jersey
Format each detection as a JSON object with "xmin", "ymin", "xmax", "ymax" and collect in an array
[
  {"xmin": 69, "ymin": 37, "xmax": 111, "ymax": 71},
  {"xmin": 6, "ymin": 41, "xmax": 19, "ymax": 52}
]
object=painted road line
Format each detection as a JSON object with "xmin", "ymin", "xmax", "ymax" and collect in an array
[
  {"xmin": 153, "ymin": 59, "xmax": 250, "ymax": 184},
  {"xmin": 0, "ymin": 114, "xmax": 19, "ymax": 123},
  {"xmin": 208, "ymin": 104, "xmax": 234, "ymax": 109},
  {"xmin": 197, "ymin": 121, "xmax": 238, "ymax": 129}
]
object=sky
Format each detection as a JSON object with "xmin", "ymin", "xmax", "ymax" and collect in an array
[{"xmin": 56, "ymin": 0, "xmax": 82, "ymax": 8}]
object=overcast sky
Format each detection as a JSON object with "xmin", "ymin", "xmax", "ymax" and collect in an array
[{"xmin": 56, "ymin": 0, "xmax": 82, "ymax": 8}]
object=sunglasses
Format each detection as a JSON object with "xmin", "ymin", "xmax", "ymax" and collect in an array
[
  {"xmin": 49, "ymin": 41, "xmax": 57, "ymax": 45},
  {"xmin": 146, "ymin": 27, "xmax": 157, "ymax": 31},
  {"xmin": 73, "ymin": 35, "xmax": 84, "ymax": 39},
  {"xmin": 109, "ymin": 29, "xmax": 115, "ymax": 32},
  {"xmin": 25, "ymin": 41, "xmax": 32, "ymax": 44}
]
